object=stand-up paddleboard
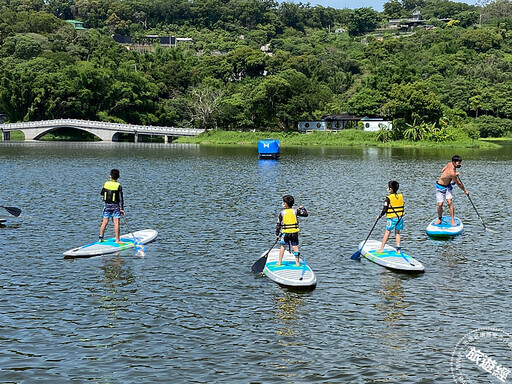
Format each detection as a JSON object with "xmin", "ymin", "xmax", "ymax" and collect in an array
[
  {"xmin": 360, "ymin": 239, "xmax": 425, "ymax": 273},
  {"xmin": 0, "ymin": 218, "xmax": 6, "ymax": 224},
  {"xmin": 263, "ymin": 249, "xmax": 317, "ymax": 289},
  {"xmin": 426, "ymin": 216, "xmax": 463, "ymax": 239},
  {"xmin": 63, "ymin": 229, "xmax": 157, "ymax": 258}
]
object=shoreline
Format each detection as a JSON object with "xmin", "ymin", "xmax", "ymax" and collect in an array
[
  {"xmin": 175, "ymin": 130, "xmax": 503, "ymax": 149},
  {"xmin": 3, "ymin": 129, "xmax": 507, "ymax": 148}
]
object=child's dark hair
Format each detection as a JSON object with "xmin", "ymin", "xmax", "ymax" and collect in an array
[
  {"xmin": 282, "ymin": 195, "xmax": 295, "ymax": 207},
  {"xmin": 452, "ymin": 155, "xmax": 462, "ymax": 163},
  {"xmin": 388, "ymin": 180, "xmax": 399, "ymax": 194},
  {"xmin": 110, "ymin": 169, "xmax": 120, "ymax": 180}
]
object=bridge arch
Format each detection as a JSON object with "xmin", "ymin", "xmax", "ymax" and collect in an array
[
  {"xmin": 27, "ymin": 126, "xmax": 105, "ymax": 141},
  {"xmin": 22, "ymin": 125, "xmax": 114, "ymax": 141}
]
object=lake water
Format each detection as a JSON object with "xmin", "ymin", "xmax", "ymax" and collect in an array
[{"xmin": 1, "ymin": 141, "xmax": 511, "ymax": 383}]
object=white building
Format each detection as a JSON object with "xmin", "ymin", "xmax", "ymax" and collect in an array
[
  {"xmin": 298, "ymin": 114, "xmax": 392, "ymax": 132},
  {"xmin": 360, "ymin": 116, "xmax": 392, "ymax": 132}
]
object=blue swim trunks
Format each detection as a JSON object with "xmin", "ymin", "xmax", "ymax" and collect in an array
[
  {"xmin": 386, "ymin": 217, "xmax": 404, "ymax": 231},
  {"xmin": 103, "ymin": 203, "xmax": 122, "ymax": 219}
]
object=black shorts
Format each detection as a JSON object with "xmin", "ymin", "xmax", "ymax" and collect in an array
[{"xmin": 282, "ymin": 233, "xmax": 299, "ymax": 246}]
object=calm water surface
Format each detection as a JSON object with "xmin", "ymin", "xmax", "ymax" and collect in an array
[{"xmin": 0, "ymin": 142, "xmax": 511, "ymax": 383}]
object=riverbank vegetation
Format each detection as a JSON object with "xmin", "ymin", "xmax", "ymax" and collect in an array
[
  {"xmin": 176, "ymin": 129, "xmax": 501, "ymax": 148},
  {"xmin": 1, "ymin": 0, "xmax": 512, "ymax": 145}
]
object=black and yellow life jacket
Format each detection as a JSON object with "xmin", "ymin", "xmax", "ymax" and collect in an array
[
  {"xmin": 281, "ymin": 208, "xmax": 299, "ymax": 233},
  {"xmin": 386, "ymin": 193, "xmax": 404, "ymax": 218},
  {"xmin": 102, "ymin": 180, "xmax": 121, "ymax": 204}
]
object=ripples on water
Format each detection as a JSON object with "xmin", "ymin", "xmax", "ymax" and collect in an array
[{"xmin": 1, "ymin": 142, "xmax": 511, "ymax": 383}]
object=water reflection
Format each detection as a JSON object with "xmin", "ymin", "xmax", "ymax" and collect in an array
[
  {"xmin": 376, "ymin": 273, "xmax": 409, "ymax": 328},
  {"xmin": 271, "ymin": 291, "xmax": 304, "ymax": 372},
  {"xmin": 257, "ymin": 159, "xmax": 280, "ymax": 168},
  {"xmin": 273, "ymin": 291, "xmax": 302, "ymax": 339},
  {"xmin": 372, "ymin": 273, "xmax": 412, "ymax": 354},
  {"xmin": 98, "ymin": 253, "xmax": 135, "ymax": 326}
]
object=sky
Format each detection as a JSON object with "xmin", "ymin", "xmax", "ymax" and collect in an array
[{"xmin": 280, "ymin": 0, "xmax": 480, "ymax": 12}]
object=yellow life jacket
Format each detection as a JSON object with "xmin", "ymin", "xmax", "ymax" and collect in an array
[
  {"xmin": 281, "ymin": 208, "xmax": 299, "ymax": 233},
  {"xmin": 386, "ymin": 193, "xmax": 404, "ymax": 218},
  {"xmin": 103, "ymin": 180, "xmax": 121, "ymax": 204}
]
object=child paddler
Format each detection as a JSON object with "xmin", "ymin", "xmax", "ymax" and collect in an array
[
  {"xmin": 275, "ymin": 195, "xmax": 308, "ymax": 266},
  {"xmin": 377, "ymin": 181, "xmax": 404, "ymax": 253},
  {"xmin": 98, "ymin": 169, "xmax": 125, "ymax": 243}
]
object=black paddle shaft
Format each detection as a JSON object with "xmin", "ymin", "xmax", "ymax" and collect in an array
[
  {"xmin": 351, "ymin": 217, "xmax": 381, "ymax": 259},
  {"xmin": 457, "ymin": 176, "xmax": 493, "ymax": 231},
  {"xmin": 362, "ymin": 217, "xmax": 380, "ymax": 246},
  {"xmin": 251, "ymin": 236, "xmax": 280, "ymax": 273}
]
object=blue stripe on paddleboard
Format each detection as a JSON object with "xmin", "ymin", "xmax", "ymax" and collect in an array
[
  {"xmin": 81, "ymin": 238, "xmax": 134, "ymax": 249},
  {"xmin": 266, "ymin": 261, "xmax": 307, "ymax": 271},
  {"xmin": 367, "ymin": 250, "xmax": 409, "ymax": 258}
]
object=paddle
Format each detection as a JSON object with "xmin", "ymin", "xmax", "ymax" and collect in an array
[
  {"xmin": 1, "ymin": 206, "xmax": 22, "ymax": 217},
  {"xmin": 457, "ymin": 176, "xmax": 497, "ymax": 233},
  {"xmin": 351, "ymin": 216, "xmax": 380, "ymax": 260},
  {"xmin": 252, "ymin": 236, "xmax": 280, "ymax": 273},
  {"xmin": 299, "ymin": 253, "xmax": 307, "ymax": 281},
  {"xmin": 123, "ymin": 217, "xmax": 146, "ymax": 257}
]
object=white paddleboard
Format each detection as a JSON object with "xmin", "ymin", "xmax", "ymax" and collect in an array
[
  {"xmin": 360, "ymin": 239, "xmax": 425, "ymax": 273},
  {"xmin": 63, "ymin": 229, "xmax": 157, "ymax": 258},
  {"xmin": 0, "ymin": 218, "xmax": 6, "ymax": 224},
  {"xmin": 426, "ymin": 216, "xmax": 463, "ymax": 238},
  {"xmin": 263, "ymin": 249, "xmax": 317, "ymax": 289}
]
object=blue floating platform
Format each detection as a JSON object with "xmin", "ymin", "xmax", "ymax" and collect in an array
[{"xmin": 258, "ymin": 139, "xmax": 280, "ymax": 159}]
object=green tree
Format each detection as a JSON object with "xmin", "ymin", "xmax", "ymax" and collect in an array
[
  {"xmin": 226, "ymin": 45, "xmax": 267, "ymax": 79},
  {"xmin": 347, "ymin": 7, "xmax": 380, "ymax": 36},
  {"xmin": 383, "ymin": 81, "xmax": 443, "ymax": 126},
  {"xmin": 460, "ymin": 27, "xmax": 503, "ymax": 52},
  {"xmin": 383, "ymin": 0, "xmax": 404, "ymax": 18},
  {"xmin": 345, "ymin": 87, "xmax": 386, "ymax": 116}
]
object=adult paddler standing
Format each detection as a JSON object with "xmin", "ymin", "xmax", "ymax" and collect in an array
[{"xmin": 435, "ymin": 155, "xmax": 469, "ymax": 226}]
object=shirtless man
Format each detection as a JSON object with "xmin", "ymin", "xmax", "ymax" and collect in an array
[{"xmin": 435, "ymin": 155, "xmax": 469, "ymax": 226}]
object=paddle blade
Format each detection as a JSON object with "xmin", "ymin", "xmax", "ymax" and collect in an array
[
  {"xmin": 251, "ymin": 255, "xmax": 268, "ymax": 273},
  {"xmin": 350, "ymin": 250, "xmax": 361, "ymax": 260},
  {"xmin": 135, "ymin": 242, "xmax": 146, "ymax": 257},
  {"xmin": 132, "ymin": 237, "xmax": 146, "ymax": 257},
  {"xmin": 1, "ymin": 206, "xmax": 21, "ymax": 217}
]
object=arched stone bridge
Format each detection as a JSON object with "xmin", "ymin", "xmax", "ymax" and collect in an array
[{"xmin": 0, "ymin": 119, "xmax": 205, "ymax": 142}]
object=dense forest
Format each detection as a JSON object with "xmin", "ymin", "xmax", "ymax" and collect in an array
[{"xmin": 1, "ymin": 0, "xmax": 512, "ymax": 140}]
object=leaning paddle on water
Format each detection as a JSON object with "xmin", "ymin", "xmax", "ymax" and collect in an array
[
  {"xmin": 1, "ymin": 206, "xmax": 22, "ymax": 217},
  {"xmin": 351, "ymin": 216, "xmax": 380, "ymax": 260},
  {"xmin": 251, "ymin": 236, "xmax": 280, "ymax": 273},
  {"xmin": 63, "ymin": 229, "xmax": 157, "ymax": 258},
  {"xmin": 457, "ymin": 176, "xmax": 497, "ymax": 234}
]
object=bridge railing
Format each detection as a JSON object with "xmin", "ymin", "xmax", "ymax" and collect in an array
[{"xmin": 1, "ymin": 119, "xmax": 204, "ymax": 135}]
